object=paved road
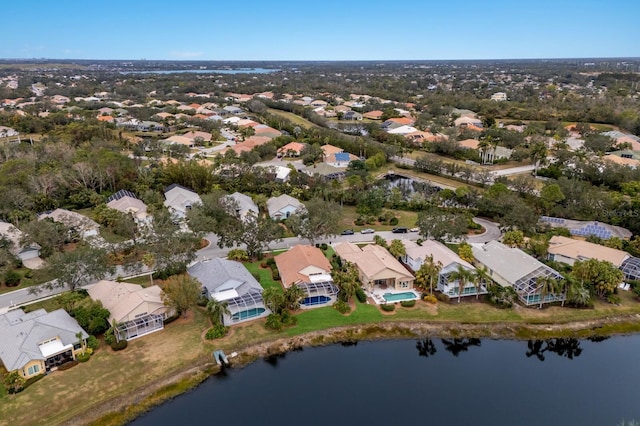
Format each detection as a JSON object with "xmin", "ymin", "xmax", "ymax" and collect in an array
[
  {"xmin": 468, "ymin": 217, "xmax": 502, "ymax": 244},
  {"xmin": 491, "ymin": 164, "xmax": 535, "ymax": 177}
]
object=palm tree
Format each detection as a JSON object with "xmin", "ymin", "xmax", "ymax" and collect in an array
[
  {"xmin": 473, "ymin": 265, "xmax": 491, "ymax": 299},
  {"xmin": 262, "ymin": 287, "xmax": 286, "ymax": 315},
  {"xmin": 389, "ymin": 239, "xmax": 406, "ymax": 260},
  {"xmin": 141, "ymin": 253, "xmax": 155, "ymax": 286},
  {"xmin": 536, "ymin": 274, "xmax": 558, "ymax": 308},
  {"xmin": 449, "ymin": 265, "xmax": 475, "ymax": 303},
  {"xmin": 206, "ymin": 298, "xmax": 231, "ymax": 326},
  {"xmin": 75, "ymin": 331, "xmax": 86, "ymax": 355},
  {"xmin": 415, "ymin": 255, "xmax": 442, "ymax": 295},
  {"xmin": 283, "ymin": 285, "xmax": 305, "ymax": 311}
]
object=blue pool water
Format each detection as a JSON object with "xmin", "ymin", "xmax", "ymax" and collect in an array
[
  {"xmin": 383, "ymin": 291, "xmax": 417, "ymax": 302},
  {"xmin": 231, "ymin": 307, "xmax": 265, "ymax": 321},
  {"xmin": 301, "ymin": 295, "xmax": 331, "ymax": 306}
]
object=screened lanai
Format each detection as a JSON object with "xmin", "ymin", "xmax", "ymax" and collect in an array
[
  {"xmin": 223, "ymin": 289, "xmax": 268, "ymax": 323},
  {"xmin": 296, "ymin": 280, "xmax": 339, "ymax": 308},
  {"xmin": 115, "ymin": 313, "xmax": 164, "ymax": 342},
  {"xmin": 620, "ymin": 257, "xmax": 640, "ymax": 281},
  {"xmin": 514, "ymin": 266, "xmax": 565, "ymax": 306}
]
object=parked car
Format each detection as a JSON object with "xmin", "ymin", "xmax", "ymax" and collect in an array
[
  {"xmin": 392, "ymin": 227, "xmax": 408, "ymax": 233},
  {"xmin": 341, "ymin": 229, "xmax": 355, "ymax": 235},
  {"xmin": 409, "ymin": 227, "xmax": 419, "ymax": 232},
  {"xmin": 360, "ymin": 228, "xmax": 375, "ymax": 234}
]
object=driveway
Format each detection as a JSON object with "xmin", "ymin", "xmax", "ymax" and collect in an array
[{"xmin": 467, "ymin": 217, "xmax": 502, "ymax": 244}]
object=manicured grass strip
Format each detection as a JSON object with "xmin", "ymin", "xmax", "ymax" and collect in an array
[{"xmin": 243, "ymin": 260, "xmax": 282, "ymax": 292}]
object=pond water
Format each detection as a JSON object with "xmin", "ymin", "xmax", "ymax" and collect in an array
[{"xmin": 131, "ymin": 336, "xmax": 640, "ymax": 426}]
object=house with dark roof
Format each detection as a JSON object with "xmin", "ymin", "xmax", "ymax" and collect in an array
[
  {"xmin": 0, "ymin": 309, "xmax": 88, "ymax": 379},
  {"xmin": 188, "ymin": 258, "xmax": 270, "ymax": 325}
]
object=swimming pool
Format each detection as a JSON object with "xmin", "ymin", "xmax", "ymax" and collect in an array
[
  {"xmin": 383, "ymin": 291, "xmax": 418, "ymax": 302},
  {"xmin": 231, "ymin": 307, "xmax": 266, "ymax": 321}
]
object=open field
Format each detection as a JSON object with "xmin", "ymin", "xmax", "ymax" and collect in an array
[
  {"xmin": 267, "ymin": 108, "xmax": 319, "ymax": 129},
  {"xmin": 339, "ymin": 205, "xmax": 418, "ymax": 231}
]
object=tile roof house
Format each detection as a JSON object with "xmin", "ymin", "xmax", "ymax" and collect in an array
[
  {"xmin": 274, "ymin": 245, "xmax": 339, "ymax": 308},
  {"xmin": 303, "ymin": 162, "xmax": 346, "ymax": 180},
  {"xmin": 163, "ymin": 184, "xmax": 202, "ymax": 219},
  {"xmin": 88, "ymin": 280, "xmax": 172, "ymax": 341},
  {"xmin": 38, "ymin": 208, "xmax": 100, "ymax": 239},
  {"xmin": 0, "ymin": 222, "xmax": 41, "ymax": 262},
  {"xmin": 188, "ymin": 258, "xmax": 270, "ymax": 325},
  {"xmin": 0, "ymin": 308, "xmax": 88, "ymax": 379},
  {"xmin": 471, "ymin": 241, "xmax": 564, "ymax": 306},
  {"xmin": 106, "ymin": 190, "xmax": 149, "ymax": 222},
  {"xmin": 266, "ymin": 194, "xmax": 304, "ymax": 220},
  {"xmin": 363, "ymin": 110, "xmax": 384, "ymax": 120},
  {"xmin": 277, "ymin": 141, "xmax": 306, "ymax": 157},
  {"xmin": 274, "ymin": 245, "xmax": 332, "ymax": 287},
  {"xmin": 334, "ymin": 242, "xmax": 415, "ymax": 292},
  {"xmin": 401, "ymin": 239, "xmax": 486, "ymax": 299},
  {"xmin": 325, "ymin": 151, "xmax": 359, "ymax": 168}
]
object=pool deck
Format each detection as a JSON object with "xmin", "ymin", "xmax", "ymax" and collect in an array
[{"xmin": 368, "ymin": 288, "xmax": 420, "ymax": 305}]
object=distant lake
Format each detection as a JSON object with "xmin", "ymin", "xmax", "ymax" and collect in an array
[
  {"xmin": 131, "ymin": 336, "xmax": 640, "ymax": 426},
  {"xmin": 120, "ymin": 68, "xmax": 278, "ymax": 75}
]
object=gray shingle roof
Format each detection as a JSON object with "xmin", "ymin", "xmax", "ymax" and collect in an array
[
  {"xmin": 0, "ymin": 309, "xmax": 88, "ymax": 371},
  {"xmin": 187, "ymin": 258, "xmax": 262, "ymax": 296}
]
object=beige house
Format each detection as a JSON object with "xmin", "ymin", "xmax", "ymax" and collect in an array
[
  {"xmin": 334, "ymin": 242, "xmax": 414, "ymax": 291},
  {"xmin": 88, "ymin": 280, "xmax": 173, "ymax": 341},
  {"xmin": 0, "ymin": 309, "xmax": 88, "ymax": 379},
  {"xmin": 547, "ymin": 235, "xmax": 630, "ymax": 267}
]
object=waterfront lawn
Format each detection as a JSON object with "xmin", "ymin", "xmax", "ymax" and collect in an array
[
  {"xmin": 0, "ymin": 308, "xmax": 212, "ymax": 426},
  {"xmin": 288, "ymin": 302, "xmax": 383, "ymax": 335}
]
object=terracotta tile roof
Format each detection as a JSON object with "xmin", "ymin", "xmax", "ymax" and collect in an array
[{"xmin": 274, "ymin": 245, "xmax": 332, "ymax": 287}]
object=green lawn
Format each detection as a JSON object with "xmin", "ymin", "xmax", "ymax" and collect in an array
[
  {"xmin": 0, "ymin": 267, "xmax": 57, "ymax": 295},
  {"xmin": 267, "ymin": 108, "xmax": 319, "ymax": 129},
  {"xmin": 340, "ymin": 205, "xmax": 418, "ymax": 231},
  {"xmin": 243, "ymin": 260, "xmax": 283, "ymax": 292},
  {"xmin": 287, "ymin": 302, "xmax": 383, "ymax": 335}
]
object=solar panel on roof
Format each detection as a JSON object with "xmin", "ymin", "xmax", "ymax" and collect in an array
[{"xmin": 107, "ymin": 189, "xmax": 137, "ymax": 203}]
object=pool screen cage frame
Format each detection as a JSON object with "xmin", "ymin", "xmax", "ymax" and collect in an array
[
  {"xmin": 224, "ymin": 290, "xmax": 265, "ymax": 317},
  {"xmin": 513, "ymin": 266, "xmax": 565, "ymax": 306},
  {"xmin": 295, "ymin": 280, "xmax": 339, "ymax": 298},
  {"xmin": 620, "ymin": 257, "xmax": 640, "ymax": 281}
]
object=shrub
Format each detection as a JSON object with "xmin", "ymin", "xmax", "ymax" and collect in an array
[
  {"xmin": 389, "ymin": 217, "xmax": 399, "ymax": 226},
  {"xmin": 436, "ymin": 293, "xmax": 450, "ymax": 303},
  {"xmin": 486, "ymin": 285, "xmax": 516, "ymax": 309},
  {"xmin": 58, "ymin": 360, "xmax": 78, "ymax": 371},
  {"xmin": 227, "ymin": 249, "xmax": 249, "ymax": 261},
  {"xmin": 334, "ymin": 300, "xmax": 351, "ymax": 314},
  {"xmin": 4, "ymin": 270, "xmax": 21, "ymax": 287},
  {"xmin": 321, "ymin": 243, "xmax": 328, "ymax": 251},
  {"xmin": 265, "ymin": 313, "xmax": 283, "ymax": 331},
  {"xmin": 8, "ymin": 373, "xmax": 45, "ymax": 394},
  {"xmin": 355, "ymin": 287, "xmax": 367, "ymax": 303},
  {"xmin": 196, "ymin": 295, "xmax": 209, "ymax": 307},
  {"xmin": 423, "ymin": 294, "xmax": 438, "ymax": 304},
  {"xmin": 401, "ymin": 300, "xmax": 416, "ymax": 308},
  {"xmin": 87, "ymin": 335, "xmax": 100, "ymax": 350},
  {"xmin": 607, "ymin": 294, "xmax": 621, "ymax": 305},
  {"xmin": 260, "ymin": 262, "xmax": 269, "ymax": 269},
  {"xmin": 24, "ymin": 270, "xmax": 33, "ymax": 279},
  {"xmin": 271, "ymin": 270, "xmax": 280, "ymax": 281},
  {"xmin": 163, "ymin": 313, "xmax": 180, "ymax": 325},
  {"xmin": 205, "ymin": 324, "xmax": 228, "ymax": 340},
  {"xmin": 380, "ymin": 303, "xmax": 395, "ymax": 312},
  {"xmin": 110, "ymin": 340, "xmax": 128, "ymax": 351},
  {"xmin": 266, "ymin": 257, "xmax": 276, "ymax": 266},
  {"xmin": 354, "ymin": 217, "xmax": 365, "ymax": 226},
  {"xmin": 104, "ymin": 329, "xmax": 115, "ymax": 346},
  {"xmin": 77, "ymin": 352, "xmax": 91, "ymax": 363},
  {"xmin": 280, "ymin": 310, "xmax": 298, "ymax": 326}
]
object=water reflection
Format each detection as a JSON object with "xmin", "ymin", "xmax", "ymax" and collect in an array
[
  {"xmin": 416, "ymin": 338, "xmax": 437, "ymax": 358},
  {"xmin": 442, "ymin": 338, "xmax": 482, "ymax": 357},
  {"xmin": 526, "ymin": 338, "xmax": 583, "ymax": 361}
]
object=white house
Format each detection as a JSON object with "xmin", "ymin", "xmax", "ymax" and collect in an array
[
  {"xmin": 266, "ymin": 194, "xmax": 304, "ymax": 220},
  {"xmin": 0, "ymin": 222, "xmax": 41, "ymax": 262},
  {"xmin": 106, "ymin": 190, "xmax": 149, "ymax": 223},
  {"xmin": 38, "ymin": 208, "xmax": 100, "ymax": 239},
  {"xmin": 163, "ymin": 184, "xmax": 202, "ymax": 219},
  {"xmin": 224, "ymin": 192, "xmax": 259, "ymax": 219}
]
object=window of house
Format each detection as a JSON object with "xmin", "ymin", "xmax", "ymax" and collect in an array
[{"xmin": 27, "ymin": 365, "xmax": 40, "ymax": 375}]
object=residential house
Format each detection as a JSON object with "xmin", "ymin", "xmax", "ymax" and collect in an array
[
  {"xmin": 491, "ymin": 92, "xmax": 507, "ymax": 101},
  {"xmin": 163, "ymin": 184, "xmax": 202, "ymax": 220},
  {"xmin": 325, "ymin": 151, "xmax": 358, "ymax": 168},
  {"xmin": 181, "ymin": 131, "xmax": 213, "ymax": 143},
  {"xmin": 88, "ymin": 280, "xmax": 173, "ymax": 342},
  {"xmin": 0, "ymin": 222, "xmax": 41, "ymax": 262},
  {"xmin": 363, "ymin": 110, "xmax": 384, "ymax": 120},
  {"xmin": 454, "ymin": 116, "xmax": 483, "ymax": 128},
  {"xmin": 106, "ymin": 190, "xmax": 149, "ymax": 222},
  {"xmin": 471, "ymin": 241, "xmax": 565, "ymax": 306},
  {"xmin": 188, "ymin": 258, "xmax": 270, "ymax": 325},
  {"xmin": 402, "ymin": 239, "xmax": 486, "ymax": 299},
  {"xmin": 277, "ymin": 141, "xmax": 306, "ymax": 158},
  {"xmin": 274, "ymin": 245, "xmax": 338, "ymax": 308},
  {"xmin": 224, "ymin": 192, "xmax": 259, "ymax": 219},
  {"xmin": 342, "ymin": 110, "xmax": 363, "ymax": 121},
  {"xmin": 334, "ymin": 242, "xmax": 415, "ymax": 292},
  {"xmin": 267, "ymin": 194, "xmax": 303, "ymax": 220},
  {"xmin": 302, "ymin": 163, "xmax": 346, "ymax": 180},
  {"xmin": 0, "ymin": 126, "xmax": 18, "ymax": 138},
  {"xmin": 223, "ymin": 105, "xmax": 244, "ymax": 115},
  {"xmin": 163, "ymin": 135, "xmax": 194, "ymax": 148},
  {"xmin": 547, "ymin": 235, "xmax": 640, "ymax": 281},
  {"xmin": 0, "ymin": 308, "xmax": 89, "ymax": 379},
  {"xmin": 38, "ymin": 208, "xmax": 100, "ymax": 239}
]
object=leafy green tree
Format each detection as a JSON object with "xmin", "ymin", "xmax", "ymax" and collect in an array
[
  {"xmin": 262, "ymin": 287, "xmax": 286, "ymax": 315},
  {"xmin": 286, "ymin": 198, "xmax": 342, "ymax": 244},
  {"xmin": 3, "ymin": 370, "xmax": 25, "ymax": 393},
  {"xmin": 458, "ymin": 243, "xmax": 474, "ymax": 263},
  {"xmin": 331, "ymin": 261, "xmax": 360, "ymax": 303},
  {"xmin": 41, "ymin": 245, "xmax": 113, "ymax": 291},
  {"xmin": 502, "ymin": 230, "xmax": 525, "ymax": 248},
  {"xmin": 20, "ymin": 218, "xmax": 69, "ymax": 258},
  {"xmin": 72, "ymin": 299, "xmax": 111, "ymax": 334},
  {"xmin": 416, "ymin": 208, "xmax": 469, "ymax": 242},
  {"xmin": 162, "ymin": 276, "xmax": 202, "ymax": 318},
  {"xmin": 356, "ymin": 188, "xmax": 386, "ymax": 217},
  {"xmin": 572, "ymin": 259, "xmax": 623, "ymax": 298},
  {"xmin": 283, "ymin": 285, "xmax": 305, "ymax": 311}
]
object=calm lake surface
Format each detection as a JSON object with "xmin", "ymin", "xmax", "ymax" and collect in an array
[{"xmin": 131, "ymin": 336, "xmax": 640, "ymax": 426}]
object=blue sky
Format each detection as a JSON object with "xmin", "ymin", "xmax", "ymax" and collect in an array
[{"xmin": 3, "ymin": 0, "xmax": 638, "ymax": 60}]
